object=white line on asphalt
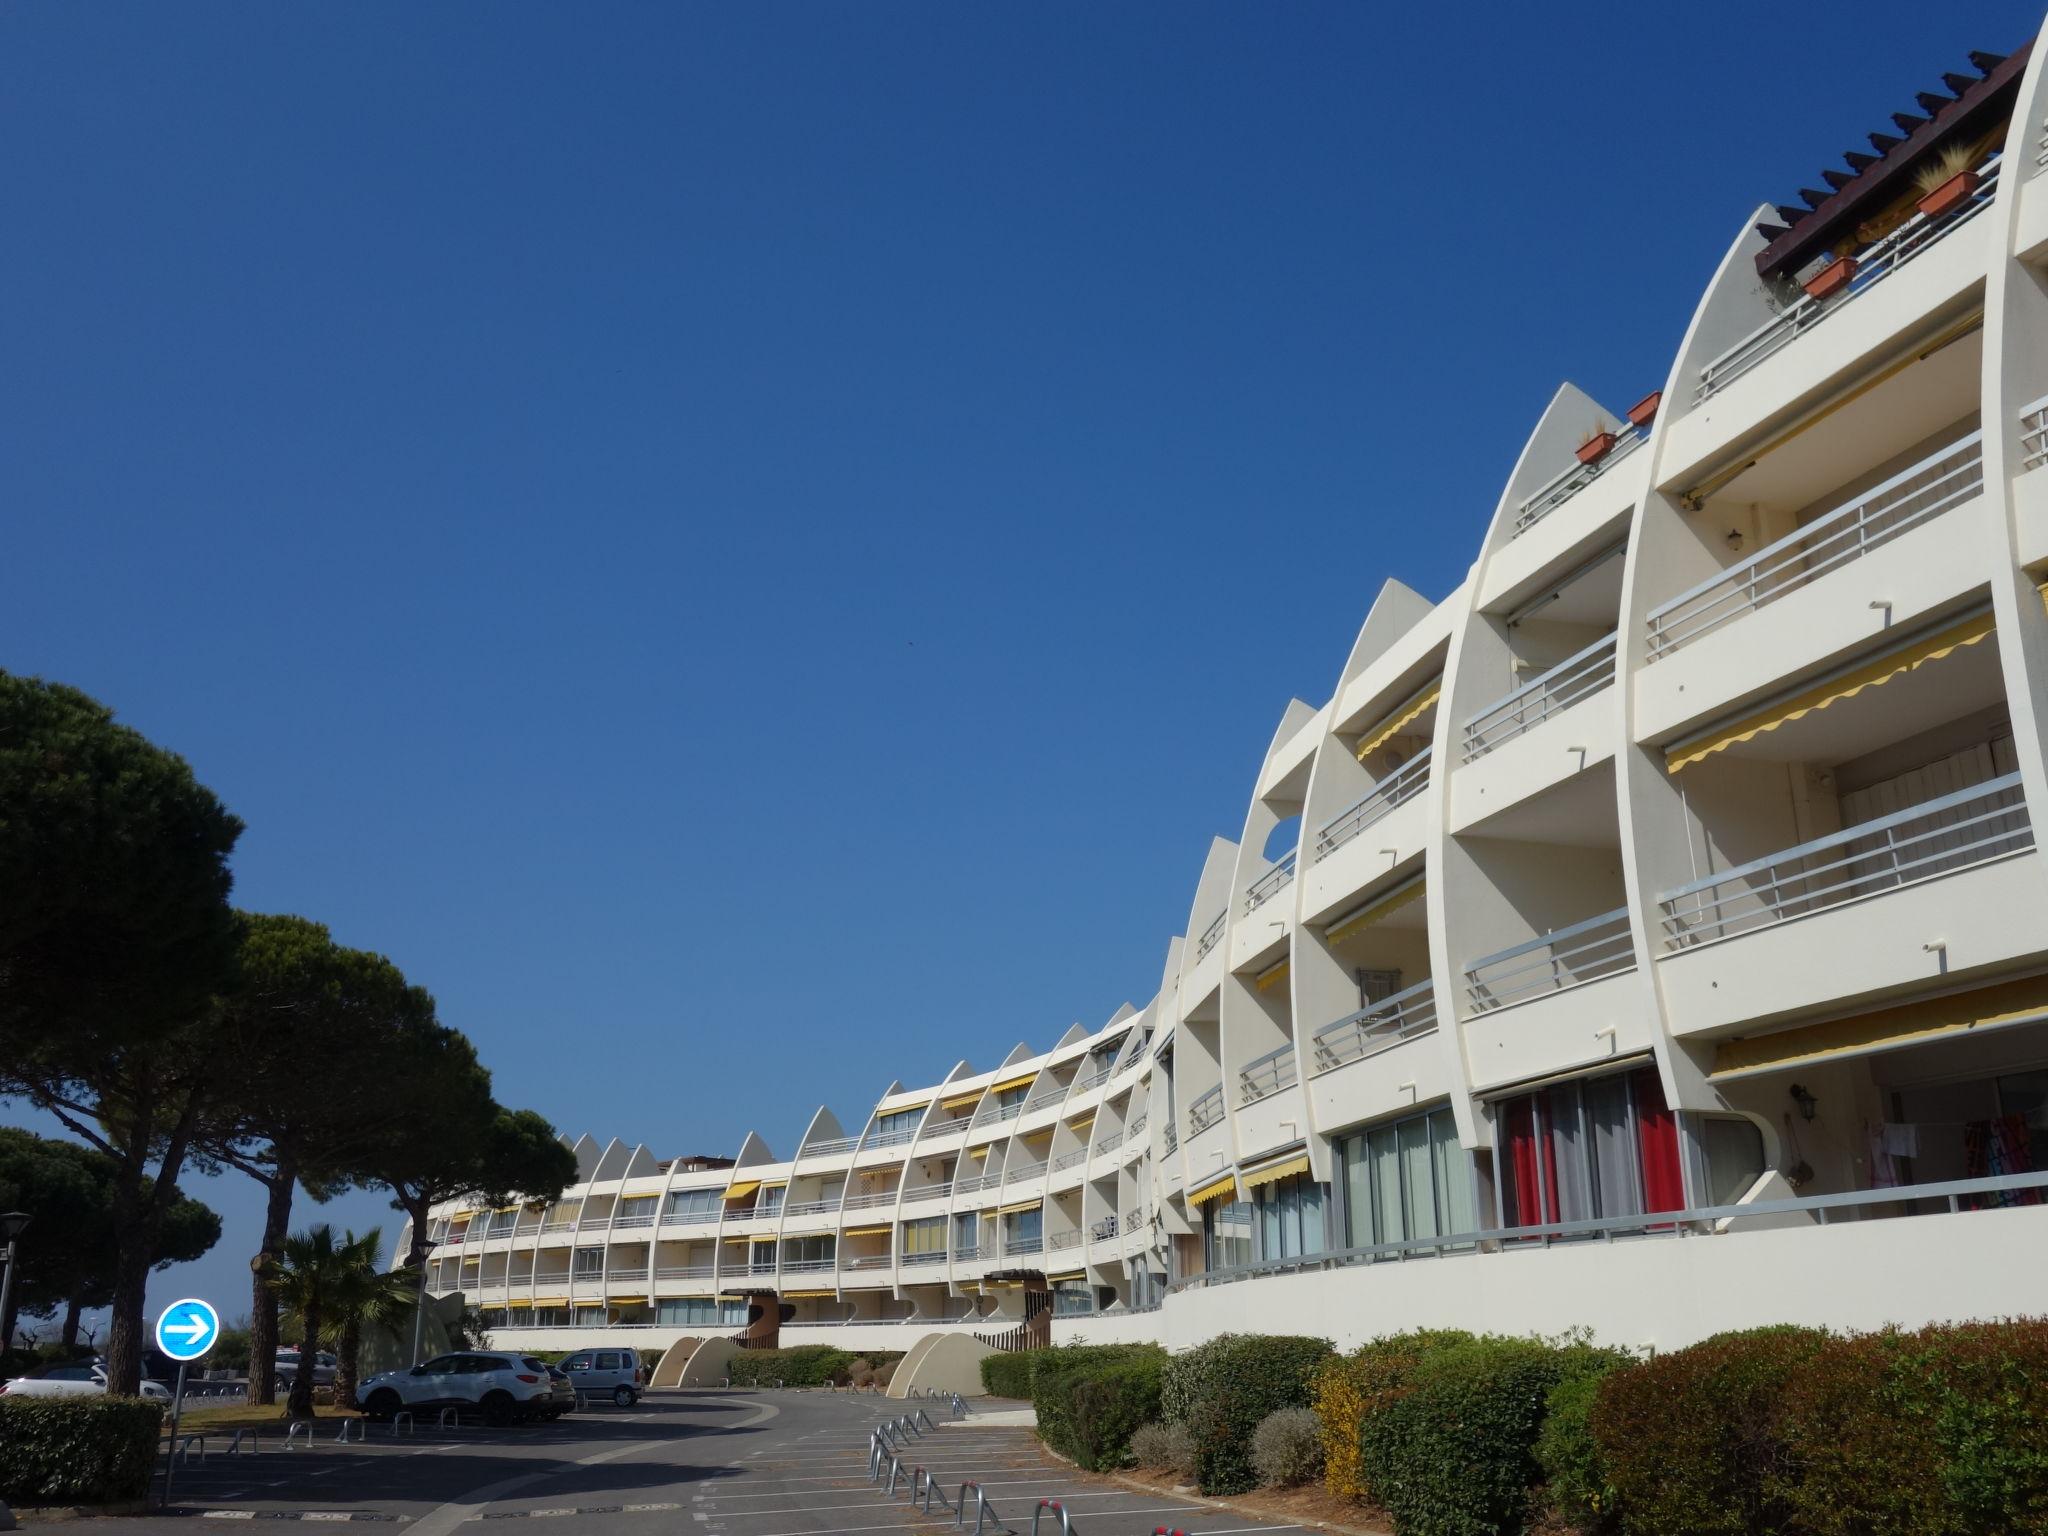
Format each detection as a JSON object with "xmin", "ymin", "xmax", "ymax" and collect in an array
[{"xmin": 200, "ymin": 1512, "xmax": 256, "ymax": 1520}]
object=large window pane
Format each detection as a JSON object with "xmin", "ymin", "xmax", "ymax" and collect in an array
[
  {"xmin": 1702, "ymin": 1116, "xmax": 1766, "ymax": 1205},
  {"xmin": 1427, "ymin": 1111, "xmax": 1476, "ymax": 1235},
  {"xmin": 1370, "ymin": 1124, "xmax": 1405, "ymax": 1243},
  {"xmin": 1585, "ymin": 1072, "xmax": 1638, "ymax": 1218},
  {"xmin": 1398, "ymin": 1116, "xmax": 1437, "ymax": 1241},
  {"xmin": 1543, "ymin": 1086, "xmax": 1593, "ymax": 1222}
]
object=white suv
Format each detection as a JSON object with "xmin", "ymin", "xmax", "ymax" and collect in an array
[{"xmin": 356, "ymin": 1352, "xmax": 572, "ymax": 1425}]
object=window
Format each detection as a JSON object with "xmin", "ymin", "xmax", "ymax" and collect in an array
[
  {"xmin": 488, "ymin": 1209, "xmax": 517, "ymax": 1236},
  {"xmin": 1496, "ymin": 1067, "xmax": 1682, "ymax": 1228},
  {"xmin": 657, "ymin": 1297, "xmax": 747, "ymax": 1327},
  {"xmin": 595, "ymin": 1352, "xmax": 622, "ymax": 1370},
  {"xmin": 952, "ymin": 1212, "xmax": 981, "ymax": 1256},
  {"xmin": 665, "ymin": 1189, "xmax": 720, "ymax": 1220},
  {"xmin": 562, "ymin": 1353, "xmax": 592, "ymax": 1371},
  {"xmin": 1338, "ymin": 1106, "xmax": 1476, "ymax": 1248},
  {"xmin": 995, "ymin": 1084, "xmax": 1031, "ymax": 1109},
  {"xmin": 1202, "ymin": 1200, "xmax": 1253, "ymax": 1270},
  {"xmin": 1252, "ymin": 1174, "xmax": 1327, "ymax": 1261},
  {"xmin": 570, "ymin": 1306, "xmax": 605, "ymax": 1325},
  {"xmin": 529, "ymin": 1307, "xmax": 566, "ymax": 1328},
  {"xmin": 1003, "ymin": 1207, "xmax": 1043, "ymax": 1245},
  {"xmin": 1701, "ymin": 1117, "xmax": 1767, "ymax": 1205},
  {"xmin": 782, "ymin": 1234, "xmax": 835, "ymax": 1266},
  {"xmin": 1052, "ymin": 1281, "xmax": 1095, "ymax": 1316},
  {"xmin": 572, "ymin": 1248, "xmax": 604, "ymax": 1276},
  {"xmin": 873, "ymin": 1108, "xmax": 922, "ymax": 1137},
  {"xmin": 902, "ymin": 1217, "xmax": 947, "ymax": 1256},
  {"xmin": 757, "ymin": 1185, "xmax": 785, "ymax": 1216},
  {"xmin": 615, "ymin": 1197, "xmax": 655, "ymax": 1223}
]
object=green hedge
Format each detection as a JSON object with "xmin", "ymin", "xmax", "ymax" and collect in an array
[
  {"xmin": 981, "ymin": 1347, "xmax": 1048, "ymax": 1400},
  {"xmin": 1030, "ymin": 1346, "xmax": 1166, "ymax": 1471},
  {"xmin": 0, "ymin": 1397, "xmax": 165, "ymax": 1506},
  {"xmin": 1313, "ymin": 1330, "xmax": 1474, "ymax": 1503},
  {"xmin": 1161, "ymin": 1334, "xmax": 1334, "ymax": 1495},
  {"xmin": 725, "ymin": 1345, "xmax": 875, "ymax": 1387}
]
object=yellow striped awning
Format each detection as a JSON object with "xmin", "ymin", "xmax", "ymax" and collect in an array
[
  {"xmin": 842, "ymin": 1224, "xmax": 892, "ymax": 1237},
  {"xmin": 1065, "ymin": 1115, "xmax": 1094, "ymax": 1134},
  {"xmin": 1666, "ymin": 607, "xmax": 1996, "ymax": 773},
  {"xmin": 759, "ymin": 1180, "xmax": 787, "ymax": 1191},
  {"xmin": 1713, "ymin": 973, "xmax": 2048, "ymax": 1080},
  {"xmin": 1022, "ymin": 1126, "xmax": 1055, "ymax": 1142},
  {"xmin": 989, "ymin": 1072, "xmax": 1038, "ymax": 1094},
  {"xmin": 783, "ymin": 1288, "xmax": 837, "ymax": 1299},
  {"xmin": 607, "ymin": 1295, "xmax": 647, "ymax": 1305},
  {"xmin": 1045, "ymin": 1269, "xmax": 1086, "ymax": 1282},
  {"xmin": 996, "ymin": 1199, "xmax": 1042, "ymax": 1215},
  {"xmin": 1241, "ymin": 1154, "xmax": 1311, "ymax": 1191},
  {"xmin": 1327, "ymin": 877, "xmax": 1425, "ymax": 945},
  {"xmin": 448, "ymin": 1210, "xmax": 474, "ymax": 1221},
  {"xmin": 531, "ymin": 1297, "xmax": 568, "ymax": 1307},
  {"xmin": 881, "ymin": 1099, "xmax": 930, "ymax": 1115},
  {"xmin": 941, "ymin": 1090, "xmax": 986, "ymax": 1110},
  {"xmin": 1188, "ymin": 1174, "xmax": 1239, "ymax": 1207},
  {"xmin": 1355, "ymin": 681, "xmax": 1441, "ymax": 761},
  {"xmin": 1256, "ymin": 959, "xmax": 1290, "ymax": 992},
  {"xmin": 722, "ymin": 1181, "xmax": 762, "ymax": 1201},
  {"xmin": 969, "ymin": 1145, "xmax": 990, "ymax": 1159},
  {"xmin": 722, "ymin": 1234, "xmax": 755, "ymax": 1244}
]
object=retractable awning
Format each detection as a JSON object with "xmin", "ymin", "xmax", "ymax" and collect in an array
[
  {"xmin": 989, "ymin": 1072, "xmax": 1039, "ymax": 1094},
  {"xmin": 1327, "ymin": 877, "xmax": 1425, "ymax": 945},
  {"xmin": 722, "ymin": 1181, "xmax": 762, "ymax": 1201},
  {"xmin": 1187, "ymin": 1174, "xmax": 1239, "ymax": 1207},
  {"xmin": 1257, "ymin": 959, "xmax": 1289, "ymax": 992},
  {"xmin": 1356, "ymin": 682, "xmax": 1441, "ymax": 761},
  {"xmin": 842, "ymin": 1225, "xmax": 892, "ymax": 1238},
  {"xmin": 1241, "ymin": 1154, "xmax": 1311, "ymax": 1190},
  {"xmin": 941, "ymin": 1090, "xmax": 986, "ymax": 1110},
  {"xmin": 1713, "ymin": 973, "xmax": 2048, "ymax": 1079},
  {"xmin": 996, "ymin": 1200, "xmax": 1042, "ymax": 1216}
]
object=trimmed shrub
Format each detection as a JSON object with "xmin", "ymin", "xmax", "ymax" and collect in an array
[
  {"xmin": 1589, "ymin": 1326, "xmax": 1831, "ymax": 1536},
  {"xmin": 1032, "ymin": 1345, "xmax": 1167, "ymax": 1471},
  {"xmin": 1536, "ymin": 1369, "xmax": 1622, "ymax": 1532},
  {"xmin": 639, "ymin": 1348, "xmax": 664, "ymax": 1382},
  {"xmin": 1252, "ymin": 1406, "xmax": 1325, "ymax": 1488},
  {"xmin": 1312, "ymin": 1330, "xmax": 1473, "ymax": 1503},
  {"xmin": 0, "ymin": 1397, "xmax": 165, "ymax": 1506},
  {"xmin": 981, "ymin": 1347, "xmax": 1046, "ymax": 1400},
  {"xmin": 1161, "ymin": 1333, "xmax": 1333, "ymax": 1495},
  {"xmin": 725, "ymin": 1345, "xmax": 866, "ymax": 1387},
  {"xmin": 1131, "ymin": 1421, "xmax": 1197, "ymax": 1481},
  {"xmin": 871, "ymin": 1359, "xmax": 896, "ymax": 1390}
]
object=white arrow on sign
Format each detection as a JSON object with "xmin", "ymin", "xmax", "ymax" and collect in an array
[{"xmin": 162, "ymin": 1317, "xmax": 211, "ymax": 1343}]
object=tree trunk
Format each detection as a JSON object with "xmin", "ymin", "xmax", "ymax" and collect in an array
[
  {"xmin": 61, "ymin": 1295, "xmax": 82, "ymax": 1352},
  {"xmin": 247, "ymin": 1166, "xmax": 296, "ymax": 1406},
  {"xmin": 103, "ymin": 1080, "xmax": 203, "ymax": 1395},
  {"xmin": 335, "ymin": 1315, "xmax": 361, "ymax": 1411},
  {"xmin": 286, "ymin": 1302, "xmax": 320, "ymax": 1421}
]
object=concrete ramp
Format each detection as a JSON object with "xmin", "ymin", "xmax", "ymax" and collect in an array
[
  {"xmin": 889, "ymin": 1331, "xmax": 995, "ymax": 1399},
  {"xmin": 677, "ymin": 1335, "xmax": 742, "ymax": 1387},
  {"xmin": 649, "ymin": 1338, "xmax": 704, "ymax": 1388}
]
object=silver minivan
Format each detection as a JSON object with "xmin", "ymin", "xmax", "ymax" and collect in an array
[{"xmin": 556, "ymin": 1347, "xmax": 644, "ymax": 1406}]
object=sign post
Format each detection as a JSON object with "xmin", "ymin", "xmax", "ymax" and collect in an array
[{"xmin": 153, "ymin": 1297, "xmax": 220, "ymax": 1512}]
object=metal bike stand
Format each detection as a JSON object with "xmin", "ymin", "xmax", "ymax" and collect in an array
[
  {"xmin": 1031, "ymin": 1498, "xmax": 1075, "ymax": 1536},
  {"xmin": 955, "ymin": 1482, "xmax": 1004, "ymax": 1535},
  {"xmin": 284, "ymin": 1421, "xmax": 312, "ymax": 1451},
  {"xmin": 388, "ymin": 1412, "xmax": 414, "ymax": 1438}
]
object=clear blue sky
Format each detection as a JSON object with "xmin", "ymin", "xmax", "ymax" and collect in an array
[{"xmin": 2, "ymin": 2, "xmax": 2035, "ymax": 1334}]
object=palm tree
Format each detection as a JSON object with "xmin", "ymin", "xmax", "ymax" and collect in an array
[
  {"xmin": 261, "ymin": 1225, "xmax": 351, "ymax": 1420},
  {"xmin": 325, "ymin": 1229, "xmax": 413, "ymax": 1409}
]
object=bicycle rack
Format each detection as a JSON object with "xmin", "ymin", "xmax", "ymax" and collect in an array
[
  {"xmin": 388, "ymin": 1412, "xmax": 414, "ymax": 1438},
  {"xmin": 956, "ymin": 1481, "xmax": 1003, "ymax": 1536},
  {"xmin": 284, "ymin": 1421, "xmax": 312, "ymax": 1451},
  {"xmin": 1032, "ymin": 1498, "xmax": 1074, "ymax": 1536},
  {"xmin": 173, "ymin": 1435, "xmax": 205, "ymax": 1466},
  {"xmin": 225, "ymin": 1428, "xmax": 259, "ymax": 1456},
  {"xmin": 914, "ymin": 1408, "xmax": 935, "ymax": 1432},
  {"xmin": 884, "ymin": 1455, "xmax": 907, "ymax": 1497},
  {"xmin": 438, "ymin": 1407, "xmax": 462, "ymax": 1431},
  {"xmin": 950, "ymin": 1391, "xmax": 970, "ymax": 1419},
  {"xmin": 915, "ymin": 1468, "xmax": 955, "ymax": 1515},
  {"xmin": 1153, "ymin": 1528, "xmax": 1191, "ymax": 1535}
]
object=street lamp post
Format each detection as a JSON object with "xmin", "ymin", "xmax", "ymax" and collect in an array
[
  {"xmin": 409, "ymin": 1239, "xmax": 438, "ymax": 1367},
  {"xmin": 0, "ymin": 1212, "xmax": 31, "ymax": 1357}
]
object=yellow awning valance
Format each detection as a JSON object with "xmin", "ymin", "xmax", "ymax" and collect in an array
[
  {"xmin": 969, "ymin": 1145, "xmax": 990, "ymax": 1159},
  {"xmin": 1241, "ymin": 1154, "xmax": 1311, "ymax": 1191},
  {"xmin": 989, "ymin": 1072, "xmax": 1038, "ymax": 1094},
  {"xmin": 1713, "ymin": 972, "xmax": 2048, "ymax": 1080},
  {"xmin": 607, "ymin": 1295, "xmax": 648, "ymax": 1306},
  {"xmin": 722, "ymin": 1181, "xmax": 762, "ymax": 1201},
  {"xmin": 531, "ymin": 1297, "xmax": 568, "ymax": 1307},
  {"xmin": 759, "ymin": 1180, "xmax": 787, "ymax": 1191},
  {"xmin": 1667, "ymin": 607, "xmax": 1997, "ymax": 773},
  {"xmin": 1327, "ymin": 877, "xmax": 1425, "ymax": 945},
  {"xmin": 842, "ymin": 1224, "xmax": 892, "ymax": 1237},
  {"xmin": 1066, "ymin": 1114, "xmax": 1095, "ymax": 1133},
  {"xmin": 941, "ymin": 1090, "xmax": 986, "ymax": 1110},
  {"xmin": 783, "ymin": 1288, "xmax": 837, "ymax": 1299},
  {"xmin": 448, "ymin": 1210, "xmax": 474, "ymax": 1221},
  {"xmin": 1022, "ymin": 1126, "xmax": 1055, "ymax": 1143},
  {"xmin": 881, "ymin": 1099, "xmax": 930, "ymax": 1115},
  {"xmin": 996, "ymin": 1199, "xmax": 1042, "ymax": 1215},
  {"xmin": 1188, "ymin": 1174, "xmax": 1239, "ymax": 1207},
  {"xmin": 1356, "ymin": 681, "xmax": 1441, "ymax": 761},
  {"xmin": 1257, "ymin": 959, "xmax": 1290, "ymax": 992},
  {"xmin": 1045, "ymin": 1269, "xmax": 1087, "ymax": 1282},
  {"xmin": 721, "ymin": 1234, "xmax": 755, "ymax": 1244}
]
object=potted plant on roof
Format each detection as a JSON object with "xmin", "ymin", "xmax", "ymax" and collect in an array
[
  {"xmin": 1803, "ymin": 246, "xmax": 1858, "ymax": 302},
  {"xmin": 1575, "ymin": 424, "xmax": 1617, "ymax": 466},
  {"xmin": 1915, "ymin": 142, "xmax": 1980, "ymax": 221},
  {"xmin": 1626, "ymin": 390, "xmax": 1662, "ymax": 428}
]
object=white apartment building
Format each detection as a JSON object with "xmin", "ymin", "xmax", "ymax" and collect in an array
[{"xmin": 408, "ymin": 33, "xmax": 2048, "ymax": 1370}]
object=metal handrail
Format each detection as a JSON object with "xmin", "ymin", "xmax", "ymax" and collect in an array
[
  {"xmin": 1513, "ymin": 425, "xmax": 1650, "ymax": 534},
  {"xmin": 1004, "ymin": 1160, "xmax": 1048, "ymax": 1182},
  {"xmin": 661, "ymin": 1208, "xmax": 719, "ymax": 1226},
  {"xmin": 974, "ymin": 1102, "xmax": 1025, "ymax": 1126},
  {"xmin": 1658, "ymin": 772, "xmax": 2031, "ymax": 946},
  {"xmin": 2022, "ymin": 392, "xmax": 2048, "ymax": 472},
  {"xmin": 1094, "ymin": 1129, "xmax": 1124, "ymax": 1155},
  {"xmin": 900, "ymin": 1250, "xmax": 947, "ymax": 1266},
  {"xmin": 844, "ymin": 1254, "xmax": 894, "ymax": 1270},
  {"xmin": 782, "ymin": 1257, "xmax": 836, "ymax": 1272},
  {"xmin": 1004, "ymin": 1235, "xmax": 1044, "ymax": 1256},
  {"xmin": 1244, "ymin": 851, "xmax": 1298, "ymax": 913},
  {"xmin": 1073, "ymin": 1063, "xmax": 1113, "ymax": 1090},
  {"xmin": 1462, "ymin": 633, "xmax": 1617, "ymax": 761},
  {"xmin": 655, "ymin": 1264, "xmax": 715, "ymax": 1280},
  {"xmin": 781, "ymin": 1199, "xmax": 837, "ymax": 1217},
  {"xmin": 1237, "ymin": 1043, "xmax": 1299, "ymax": 1105},
  {"xmin": 1047, "ymin": 1230, "xmax": 1082, "ymax": 1250},
  {"xmin": 1186, "ymin": 1085, "xmax": 1225, "ymax": 1136},
  {"xmin": 953, "ymin": 1172, "xmax": 1001, "ymax": 1194},
  {"xmin": 863, "ymin": 1127, "xmax": 918, "ymax": 1149},
  {"xmin": 1050, "ymin": 1148, "xmax": 1088, "ymax": 1171},
  {"xmin": 1311, "ymin": 978, "xmax": 1439, "ymax": 1074},
  {"xmin": 1125, "ymin": 1113, "xmax": 1147, "ymax": 1139},
  {"xmin": 1646, "ymin": 431, "xmax": 1983, "ymax": 659},
  {"xmin": 841, "ymin": 1191, "xmax": 901, "ymax": 1210},
  {"xmin": 1193, "ymin": 908, "xmax": 1227, "ymax": 960},
  {"xmin": 607, "ymin": 1214, "xmax": 656, "ymax": 1229},
  {"xmin": 1172, "ymin": 1169, "xmax": 2048, "ymax": 1291},
  {"xmin": 1163, "ymin": 1122, "xmax": 1178, "ymax": 1153},
  {"xmin": 1315, "ymin": 748, "xmax": 1432, "ymax": 860},
  {"xmin": 1696, "ymin": 155, "xmax": 2002, "ymax": 400},
  {"xmin": 604, "ymin": 1267, "xmax": 649, "ymax": 1281},
  {"xmin": 1464, "ymin": 905, "xmax": 1635, "ymax": 1013},
  {"xmin": 921, "ymin": 1115, "xmax": 973, "ymax": 1137},
  {"xmin": 802, "ymin": 1135, "xmax": 863, "ymax": 1157}
]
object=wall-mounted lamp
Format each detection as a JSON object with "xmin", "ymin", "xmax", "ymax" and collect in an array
[
  {"xmin": 1789, "ymin": 1083, "xmax": 1819, "ymax": 1122},
  {"xmin": 1724, "ymin": 529, "xmax": 1746, "ymax": 551}
]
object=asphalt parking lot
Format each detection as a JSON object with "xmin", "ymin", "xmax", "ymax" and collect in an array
[{"xmin": 64, "ymin": 1389, "xmax": 1302, "ymax": 1536}]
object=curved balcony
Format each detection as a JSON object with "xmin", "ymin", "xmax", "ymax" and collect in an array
[
  {"xmin": 1237, "ymin": 1043, "xmax": 1299, "ymax": 1106},
  {"xmin": 1186, "ymin": 1085, "xmax": 1225, "ymax": 1137},
  {"xmin": 1310, "ymin": 979, "xmax": 1439, "ymax": 1074},
  {"xmin": 1315, "ymin": 749, "xmax": 1432, "ymax": 860},
  {"xmin": 1244, "ymin": 853, "xmax": 1298, "ymax": 914},
  {"xmin": 1464, "ymin": 907, "xmax": 1635, "ymax": 1014},
  {"xmin": 1461, "ymin": 635, "xmax": 1616, "ymax": 762}
]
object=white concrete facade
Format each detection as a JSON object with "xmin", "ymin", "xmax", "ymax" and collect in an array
[{"xmin": 410, "ymin": 33, "xmax": 2048, "ymax": 1357}]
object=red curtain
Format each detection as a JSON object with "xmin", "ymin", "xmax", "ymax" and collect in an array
[
  {"xmin": 1504, "ymin": 1095, "xmax": 1547, "ymax": 1226},
  {"xmin": 1634, "ymin": 1069, "xmax": 1685, "ymax": 1213}
]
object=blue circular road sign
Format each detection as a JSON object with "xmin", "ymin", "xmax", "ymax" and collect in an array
[{"xmin": 154, "ymin": 1297, "xmax": 220, "ymax": 1362}]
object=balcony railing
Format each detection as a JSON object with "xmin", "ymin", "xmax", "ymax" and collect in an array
[
  {"xmin": 1003, "ymin": 1235, "xmax": 1044, "ymax": 1256},
  {"xmin": 1658, "ymin": 772, "xmax": 2031, "ymax": 946},
  {"xmin": 1244, "ymin": 852, "xmax": 1298, "ymax": 914},
  {"xmin": 540, "ymin": 1219, "xmax": 578, "ymax": 1233},
  {"xmin": 1047, "ymin": 1229, "xmax": 1082, "ymax": 1251},
  {"xmin": 1005, "ymin": 1160, "xmax": 1048, "ymax": 1183},
  {"xmin": 1186, "ymin": 1085, "xmax": 1226, "ymax": 1136},
  {"xmin": 608, "ymin": 1214, "xmax": 656, "ymax": 1230},
  {"xmin": 841, "ymin": 1191, "xmax": 900, "ymax": 1211},
  {"xmin": 730, "ymin": 1260, "xmax": 778, "ymax": 1277},
  {"xmin": 781, "ymin": 1257, "xmax": 836, "ymax": 1273},
  {"xmin": 863, "ymin": 1127, "xmax": 918, "ymax": 1149},
  {"xmin": 1089, "ymin": 1215, "xmax": 1119, "ymax": 1241},
  {"xmin": 661, "ymin": 1210, "xmax": 719, "ymax": 1226},
  {"xmin": 1193, "ymin": 908, "xmax": 1227, "ymax": 960},
  {"xmin": 801, "ymin": 1135, "xmax": 863, "ymax": 1157},
  {"xmin": 1051, "ymin": 1148, "xmax": 1088, "ymax": 1172},
  {"xmin": 1315, "ymin": 748, "xmax": 1432, "ymax": 860},
  {"xmin": 1462, "ymin": 634, "xmax": 1617, "ymax": 761},
  {"xmin": 1095, "ymin": 1129, "xmax": 1124, "ymax": 1155},
  {"xmin": 1125, "ymin": 1113, "xmax": 1147, "ymax": 1140},
  {"xmin": 900, "ymin": 1249, "xmax": 947, "ymax": 1267},
  {"xmin": 953, "ymin": 1244, "xmax": 983, "ymax": 1262},
  {"xmin": 844, "ymin": 1254, "xmax": 893, "ymax": 1271},
  {"xmin": 1238, "ymin": 1043, "xmax": 1298, "ymax": 1106},
  {"xmin": 1074, "ymin": 1063, "xmax": 1113, "ymax": 1091},
  {"xmin": 780, "ymin": 1199, "xmax": 836, "ymax": 1218},
  {"xmin": 1163, "ymin": 1122, "xmax": 1178, "ymax": 1153},
  {"xmin": 604, "ymin": 1267, "xmax": 649, "ymax": 1283},
  {"xmin": 953, "ymin": 1172, "xmax": 1001, "ymax": 1194},
  {"xmin": 1696, "ymin": 155, "xmax": 2002, "ymax": 401},
  {"xmin": 1464, "ymin": 905, "xmax": 1636, "ymax": 1013},
  {"xmin": 656, "ymin": 1265, "xmax": 715, "ymax": 1280},
  {"xmin": 921, "ymin": 1115, "xmax": 973, "ymax": 1138},
  {"xmin": 975, "ymin": 1102, "xmax": 1025, "ymax": 1126},
  {"xmin": 1513, "ymin": 425, "xmax": 1651, "ymax": 535},
  {"xmin": 2022, "ymin": 393, "xmax": 2048, "ymax": 472},
  {"xmin": 1311, "ymin": 978, "xmax": 1440, "ymax": 1074},
  {"xmin": 1645, "ymin": 432, "xmax": 1984, "ymax": 660}
]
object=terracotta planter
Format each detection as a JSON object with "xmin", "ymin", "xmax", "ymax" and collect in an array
[
  {"xmin": 1626, "ymin": 390, "xmax": 1663, "ymax": 428},
  {"xmin": 1575, "ymin": 431, "xmax": 1617, "ymax": 466},
  {"xmin": 1804, "ymin": 256, "xmax": 1857, "ymax": 302},
  {"xmin": 1917, "ymin": 169, "xmax": 1980, "ymax": 221}
]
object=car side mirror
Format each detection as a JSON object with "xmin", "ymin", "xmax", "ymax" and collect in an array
[{"xmin": 410, "ymin": 1366, "xmax": 428, "ymax": 1376}]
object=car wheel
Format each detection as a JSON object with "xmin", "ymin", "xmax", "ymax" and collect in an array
[
  {"xmin": 362, "ymin": 1389, "xmax": 402, "ymax": 1422},
  {"xmin": 480, "ymin": 1391, "xmax": 515, "ymax": 1427},
  {"xmin": 611, "ymin": 1386, "xmax": 636, "ymax": 1408}
]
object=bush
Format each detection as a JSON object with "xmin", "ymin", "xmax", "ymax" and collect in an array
[
  {"xmin": 1161, "ymin": 1334, "xmax": 1333, "ymax": 1495},
  {"xmin": 725, "ymin": 1345, "xmax": 860, "ymax": 1387},
  {"xmin": 1589, "ymin": 1326, "xmax": 1830, "ymax": 1536},
  {"xmin": 1131, "ymin": 1422, "xmax": 1197, "ymax": 1481},
  {"xmin": 1536, "ymin": 1368, "xmax": 1624, "ymax": 1532},
  {"xmin": 0, "ymin": 1397, "xmax": 165, "ymax": 1506},
  {"xmin": 981, "ymin": 1347, "xmax": 1046, "ymax": 1400},
  {"xmin": 639, "ymin": 1348, "xmax": 664, "ymax": 1382},
  {"xmin": 848, "ymin": 1358, "xmax": 875, "ymax": 1388},
  {"xmin": 1313, "ymin": 1330, "xmax": 1473, "ymax": 1503},
  {"xmin": 871, "ymin": 1359, "xmax": 896, "ymax": 1390},
  {"xmin": 1252, "ymin": 1406, "xmax": 1325, "ymax": 1488},
  {"xmin": 1031, "ymin": 1345, "xmax": 1166, "ymax": 1471}
]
